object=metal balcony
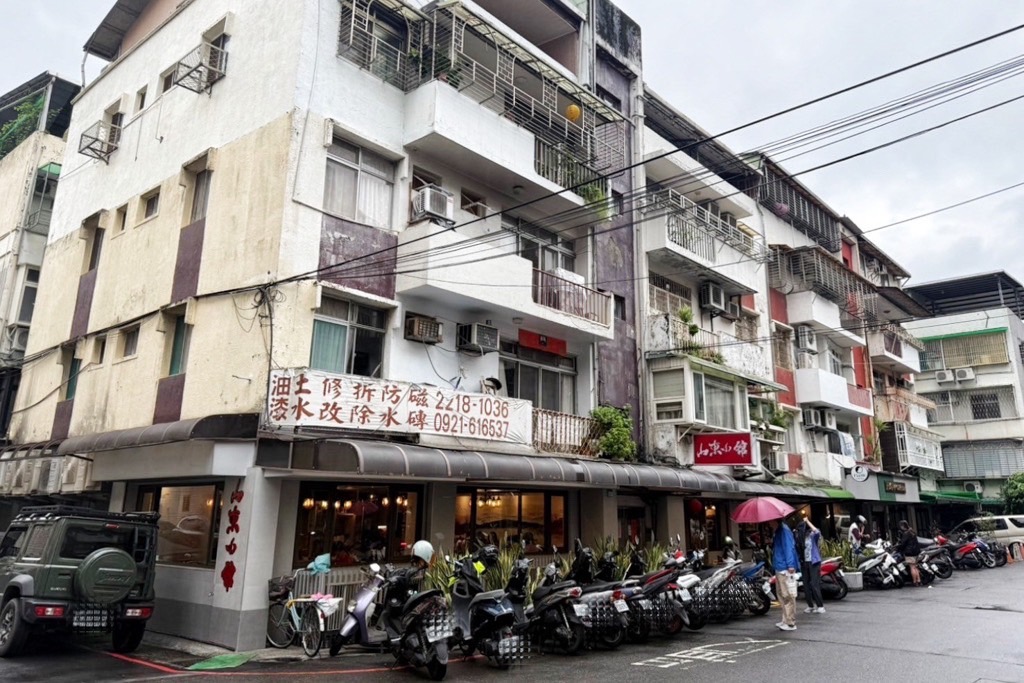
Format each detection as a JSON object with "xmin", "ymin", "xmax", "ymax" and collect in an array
[
  {"xmin": 532, "ymin": 269, "xmax": 610, "ymax": 325},
  {"xmin": 78, "ymin": 120, "xmax": 121, "ymax": 163},
  {"xmin": 645, "ymin": 188, "xmax": 768, "ymax": 263},
  {"xmin": 532, "ymin": 408, "xmax": 600, "ymax": 457},
  {"xmin": 770, "ymin": 246, "xmax": 878, "ymax": 326}
]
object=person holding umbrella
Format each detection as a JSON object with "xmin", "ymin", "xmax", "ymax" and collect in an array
[{"xmin": 731, "ymin": 496, "xmax": 799, "ymax": 632}]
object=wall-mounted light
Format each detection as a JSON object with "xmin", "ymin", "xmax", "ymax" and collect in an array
[{"xmin": 302, "ymin": 498, "xmax": 315, "ymax": 510}]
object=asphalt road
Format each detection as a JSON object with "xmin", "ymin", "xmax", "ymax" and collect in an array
[{"xmin": 5, "ymin": 562, "xmax": 1024, "ymax": 682}]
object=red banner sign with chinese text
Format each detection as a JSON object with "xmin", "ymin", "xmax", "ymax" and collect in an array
[
  {"xmin": 267, "ymin": 369, "xmax": 533, "ymax": 444},
  {"xmin": 693, "ymin": 433, "xmax": 756, "ymax": 467}
]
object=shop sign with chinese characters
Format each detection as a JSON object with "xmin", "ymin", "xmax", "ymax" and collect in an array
[
  {"xmin": 693, "ymin": 433, "xmax": 756, "ymax": 467},
  {"xmin": 267, "ymin": 369, "xmax": 533, "ymax": 444}
]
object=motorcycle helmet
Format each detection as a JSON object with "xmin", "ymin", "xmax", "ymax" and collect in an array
[
  {"xmin": 857, "ymin": 515, "xmax": 866, "ymax": 524},
  {"xmin": 724, "ymin": 536, "xmax": 734, "ymax": 546},
  {"xmin": 412, "ymin": 540, "xmax": 434, "ymax": 564}
]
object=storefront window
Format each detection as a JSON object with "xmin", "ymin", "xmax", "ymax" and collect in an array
[
  {"xmin": 687, "ymin": 498, "xmax": 723, "ymax": 551},
  {"xmin": 454, "ymin": 488, "xmax": 567, "ymax": 555},
  {"xmin": 293, "ymin": 483, "xmax": 420, "ymax": 568},
  {"xmin": 136, "ymin": 483, "xmax": 222, "ymax": 567}
]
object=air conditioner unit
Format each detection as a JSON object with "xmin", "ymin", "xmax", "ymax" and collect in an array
[
  {"xmin": 10, "ymin": 461, "xmax": 35, "ymax": 495},
  {"xmin": 821, "ymin": 410, "xmax": 837, "ymax": 430},
  {"xmin": 411, "ymin": 186, "xmax": 455, "ymax": 224},
  {"xmin": 722, "ymin": 300, "xmax": 742, "ymax": 321},
  {"xmin": 765, "ymin": 447, "xmax": 789, "ymax": 473},
  {"xmin": 0, "ymin": 461, "xmax": 13, "ymax": 494},
  {"xmin": 963, "ymin": 480, "xmax": 983, "ymax": 494},
  {"xmin": 796, "ymin": 350, "xmax": 816, "ymax": 370},
  {"xmin": 796, "ymin": 325, "xmax": 817, "ymax": 352},
  {"xmin": 404, "ymin": 315, "xmax": 443, "ymax": 344},
  {"xmin": 456, "ymin": 323, "xmax": 499, "ymax": 354},
  {"xmin": 60, "ymin": 458, "xmax": 100, "ymax": 494},
  {"xmin": 954, "ymin": 367, "xmax": 976, "ymax": 382},
  {"xmin": 699, "ymin": 282, "xmax": 726, "ymax": 313},
  {"xmin": 7, "ymin": 325, "xmax": 29, "ymax": 353},
  {"xmin": 935, "ymin": 370, "xmax": 956, "ymax": 383},
  {"xmin": 802, "ymin": 409, "xmax": 822, "ymax": 429}
]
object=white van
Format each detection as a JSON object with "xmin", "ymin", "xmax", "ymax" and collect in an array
[{"xmin": 950, "ymin": 515, "xmax": 1024, "ymax": 553}]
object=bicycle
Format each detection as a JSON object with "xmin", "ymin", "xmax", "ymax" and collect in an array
[{"xmin": 266, "ymin": 574, "xmax": 329, "ymax": 657}]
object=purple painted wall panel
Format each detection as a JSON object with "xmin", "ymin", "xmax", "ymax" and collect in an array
[
  {"xmin": 51, "ymin": 399, "xmax": 74, "ymax": 440},
  {"xmin": 171, "ymin": 219, "xmax": 206, "ymax": 303},
  {"xmin": 319, "ymin": 215, "xmax": 397, "ymax": 299},
  {"xmin": 70, "ymin": 269, "xmax": 97, "ymax": 339},
  {"xmin": 153, "ymin": 374, "xmax": 186, "ymax": 424}
]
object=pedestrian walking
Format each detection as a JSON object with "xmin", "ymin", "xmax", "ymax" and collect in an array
[
  {"xmin": 796, "ymin": 518, "xmax": 825, "ymax": 614},
  {"xmin": 771, "ymin": 517, "xmax": 799, "ymax": 631},
  {"xmin": 894, "ymin": 520, "xmax": 922, "ymax": 586}
]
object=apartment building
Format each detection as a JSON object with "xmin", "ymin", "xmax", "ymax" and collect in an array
[
  {"xmin": 905, "ymin": 271, "xmax": 1024, "ymax": 524},
  {"xmin": 0, "ymin": 73, "xmax": 80, "ymax": 524},
  {"xmin": 4, "ymin": 0, "xmax": 661, "ymax": 649}
]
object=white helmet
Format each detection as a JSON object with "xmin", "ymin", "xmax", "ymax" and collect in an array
[{"xmin": 412, "ymin": 540, "xmax": 434, "ymax": 564}]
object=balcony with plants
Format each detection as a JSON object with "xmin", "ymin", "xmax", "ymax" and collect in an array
[{"xmin": 338, "ymin": 0, "xmax": 625, "ymax": 209}]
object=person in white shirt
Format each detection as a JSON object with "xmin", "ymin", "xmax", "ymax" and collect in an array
[{"xmin": 848, "ymin": 515, "xmax": 867, "ymax": 553}]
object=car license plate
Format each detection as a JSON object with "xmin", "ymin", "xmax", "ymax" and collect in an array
[
  {"xmin": 573, "ymin": 604, "xmax": 588, "ymax": 617},
  {"xmin": 613, "ymin": 599, "xmax": 628, "ymax": 613},
  {"xmin": 73, "ymin": 610, "xmax": 109, "ymax": 628},
  {"xmin": 678, "ymin": 588, "xmax": 691, "ymax": 601}
]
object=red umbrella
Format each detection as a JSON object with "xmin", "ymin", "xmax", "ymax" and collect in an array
[{"xmin": 731, "ymin": 496, "xmax": 795, "ymax": 523}]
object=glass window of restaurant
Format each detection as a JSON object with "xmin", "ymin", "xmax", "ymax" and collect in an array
[
  {"xmin": 293, "ymin": 483, "xmax": 421, "ymax": 567},
  {"xmin": 687, "ymin": 498, "xmax": 725, "ymax": 552},
  {"xmin": 454, "ymin": 489, "xmax": 567, "ymax": 555},
  {"xmin": 135, "ymin": 483, "xmax": 223, "ymax": 567}
]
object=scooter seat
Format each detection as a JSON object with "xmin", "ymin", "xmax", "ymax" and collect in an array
[
  {"xmin": 580, "ymin": 581, "xmax": 620, "ymax": 595},
  {"xmin": 468, "ymin": 589, "xmax": 508, "ymax": 607},
  {"xmin": 533, "ymin": 581, "xmax": 576, "ymax": 601},
  {"xmin": 694, "ymin": 568, "xmax": 718, "ymax": 581}
]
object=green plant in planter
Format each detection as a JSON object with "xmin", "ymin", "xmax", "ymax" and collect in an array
[
  {"xmin": 767, "ymin": 403, "xmax": 793, "ymax": 430},
  {"xmin": 820, "ymin": 538, "xmax": 856, "ymax": 570},
  {"xmin": 0, "ymin": 95, "xmax": 45, "ymax": 159},
  {"xmin": 591, "ymin": 405, "xmax": 637, "ymax": 461},
  {"xmin": 699, "ymin": 349, "xmax": 726, "ymax": 365},
  {"xmin": 577, "ymin": 182, "xmax": 610, "ymax": 219}
]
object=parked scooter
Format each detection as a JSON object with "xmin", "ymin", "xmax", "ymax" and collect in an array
[
  {"xmin": 857, "ymin": 540, "xmax": 903, "ymax": 589},
  {"xmin": 561, "ymin": 540, "xmax": 632, "ymax": 648},
  {"xmin": 935, "ymin": 535, "xmax": 988, "ymax": 570},
  {"xmin": 509, "ymin": 555, "xmax": 587, "ymax": 654},
  {"xmin": 328, "ymin": 562, "xmax": 451, "ymax": 680},
  {"xmin": 448, "ymin": 545, "xmax": 524, "ymax": 668}
]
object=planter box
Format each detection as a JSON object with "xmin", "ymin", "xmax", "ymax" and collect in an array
[{"xmin": 844, "ymin": 571, "xmax": 864, "ymax": 591}]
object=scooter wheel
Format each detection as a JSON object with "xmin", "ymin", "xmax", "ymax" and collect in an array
[
  {"xmin": 936, "ymin": 563, "xmax": 953, "ymax": 580},
  {"xmin": 565, "ymin": 622, "xmax": 586, "ymax": 654},
  {"xmin": 684, "ymin": 607, "xmax": 707, "ymax": 631},
  {"xmin": 598, "ymin": 627, "xmax": 626, "ymax": 649},
  {"xmin": 832, "ymin": 578, "xmax": 849, "ymax": 600}
]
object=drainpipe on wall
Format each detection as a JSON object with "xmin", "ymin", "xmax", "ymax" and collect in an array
[{"xmin": 628, "ymin": 74, "xmax": 647, "ymax": 459}]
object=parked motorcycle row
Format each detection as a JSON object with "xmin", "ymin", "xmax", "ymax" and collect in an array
[
  {"xmin": 856, "ymin": 532, "xmax": 1011, "ymax": 590},
  {"xmin": 327, "ymin": 536, "xmax": 793, "ymax": 680}
]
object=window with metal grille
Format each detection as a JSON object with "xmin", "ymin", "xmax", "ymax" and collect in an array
[
  {"xmin": 921, "ymin": 330, "xmax": 1008, "ymax": 370},
  {"xmin": 924, "ymin": 386, "xmax": 1017, "ymax": 424},
  {"xmin": 648, "ymin": 273, "xmax": 692, "ymax": 315},
  {"xmin": 969, "ymin": 393, "xmax": 1001, "ymax": 420},
  {"xmin": 772, "ymin": 327, "xmax": 793, "ymax": 371},
  {"xmin": 735, "ymin": 314, "xmax": 759, "ymax": 343}
]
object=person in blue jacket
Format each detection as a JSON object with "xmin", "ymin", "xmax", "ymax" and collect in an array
[{"xmin": 771, "ymin": 516, "xmax": 799, "ymax": 631}]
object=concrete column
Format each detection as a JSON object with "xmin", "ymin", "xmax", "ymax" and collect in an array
[
  {"xmin": 579, "ymin": 489, "xmax": 617, "ymax": 546},
  {"xmin": 656, "ymin": 495, "xmax": 687, "ymax": 545},
  {"xmin": 427, "ymin": 482, "xmax": 458, "ymax": 553},
  {"xmin": 272, "ymin": 479, "xmax": 300, "ymax": 576},
  {"xmin": 108, "ymin": 481, "xmax": 127, "ymax": 511}
]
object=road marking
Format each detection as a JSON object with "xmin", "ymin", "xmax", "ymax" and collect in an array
[{"xmin": 632, "ymin": 638, "xmax": 789, "ymax": 669}]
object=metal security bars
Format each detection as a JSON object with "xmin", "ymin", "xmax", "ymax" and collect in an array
[
  {"xmin": 942, "ymin": 440, "xmax": 1024, "ymax": 479},
  {"xmin": 925, "ymin": 386, "xmax": 1017, "ymax": 424},
  {"xmin": 532, "ymin": 408, "xmax": 601, "ymax": 457},
  {"xmin": 893, "ymin": 422, "xmax": 943, "ymax": 472},
  {"xmin": 769, "ymin": 246, "xmax": 878, "ymax": 326},
  {"xmin": 336, "ymin": 0, "xmax": 627, "ymax": 191},
  {"xmin": 920, "ymin": 330, "xmax": 1009, "ymax": 370},
  {"xmin": 532, "ymin": 269, "xmax": 610, "ymax": 324},
  {"xmin": 758, "ymin": 162, "xmax": 841, "ymax": 252},
  {"xmin": 174, "ymin": 42, "xmax": 228, "ymax": 93},
  {"xmin": 644, "ymin": 187, "xmax": 769, "ymax": 263},
  {"xmin": 78, "ymin": 120, "xmax": 121, "ymax": 163}
]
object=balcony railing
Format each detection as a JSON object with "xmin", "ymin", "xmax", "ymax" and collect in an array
[
  {"xmin": 770, "ymin": 246, "xmax": 878, "ymax": 325},
  {"xmin": 925, "ymin": 386, "xmax": 1018, "ymax": 424},
  {"xmin": 78, "ymin": 120, "xmax": 121, "ymax": 163},
  {"xmin": 533, "ymin": 408, "xmax": 601, "ymax": 457},
  {"xmin": 645, "ymin": 188, "xmax": 768, "ymax": 263},
  {"xmin": 534, "ymin": 138, "xmax": 609, "ymax": 201},
  {"xmin": 532, "ymin": 269, "xmax": 610, "ymax": 325},
  {"xmin": 847, "ymin": 384, "xmax": 873, "ymax": 410},
  {"xmin": 337, "ymin": 0, "xmax": 626, "ymax": 188},
  {"xmin": 894, "ymin": 422, "xmax": 944, "ymax": 472},
  {"xmin": 174, "ymin": 42, "xmax": 228, "ymax": 93}
]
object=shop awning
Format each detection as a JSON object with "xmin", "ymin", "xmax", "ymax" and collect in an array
[
  {"xmin": 734, "ymin": 480, "xmax": 832, "ymax": 499},
  {"xmin": 271, "ymin": 438, "xmax": 746, "ymax": 492},
  {"xmin": 820, "ymin": 487, "xmax": 855, "ymax": 499},
  {"xmin": 52, "ymin": 414, "xmax": 259, "ymax": 455},
  {"xmin": 919, "ymin": 491, "xmax": 982, "ymax": 504}
]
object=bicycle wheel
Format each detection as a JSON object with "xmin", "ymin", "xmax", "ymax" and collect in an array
[
  {"xmin": 266, "ymin": 602, "xmax": 295, "ymax": 648},
  {"xmin": 300, "ymin": 604, "xmax": 322, "ymax": 658}
]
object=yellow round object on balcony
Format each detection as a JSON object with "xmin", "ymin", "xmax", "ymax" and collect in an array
[{"xmin": 565, "ymin": 104, "xmax": 581, "ymax": 123}]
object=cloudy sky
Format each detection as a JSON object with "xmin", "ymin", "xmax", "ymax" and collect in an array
[{"xmin": 5, "ymin": 1, "xmax": 1024, "ymax": 286}]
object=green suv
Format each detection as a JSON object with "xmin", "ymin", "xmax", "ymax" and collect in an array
[{"xmin": 0, "ymin": 506, "xmax": 159, "ymax": 657}]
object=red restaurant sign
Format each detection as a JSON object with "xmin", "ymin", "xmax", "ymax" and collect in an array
[{"xmin": 693, "ymin": 433, "xmax": 756, "ymax": 467}]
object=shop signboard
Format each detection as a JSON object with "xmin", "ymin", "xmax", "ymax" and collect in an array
[
  {"xmin": 693, "ymin": 432, "xmax": 756, "ymax": 467},
  {"xmin": 267, "ymin": 369, "xmax": 533, "ymax": 444}
]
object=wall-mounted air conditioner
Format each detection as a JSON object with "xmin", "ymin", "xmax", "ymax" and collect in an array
[
  {"xmin": 10, "ymin": 460, "xmax": 35, "ymax": 495},
  {"xmin": 821, "ymin": 410, "xmax": 837, "ymax": 431},
  {"xmin": 796, "ymin": 350, "xmax": 817, "ymax": 370},
  {"xmin": 802, "ymin": 409, "xmax": 822, "ymax": 429},
  {"xmin": 60, "ymin": 458, "xmax": 100, "ymax": 494},
  {"xmin": 7, "ymin": 325, "xmax": 29, "ymax": 354},
  {"xmin": 411, "ymin": 186, "xmax": 455, "ymax": 224},
  {"xmin": 796, "ymin": 325, "xmax": 817, "ymax": 352},
  {"xmin": 963, "ymin": 480, "xmax": 983, "ymax": 494},
  {"xmin": 0, "ymin": 461, "xmax": 13, "ymax": 495},
  {"xmin": 954, "ymin": 367, "xmax": 975, "ymax": 382},
  {"xmin": 766, "ymin": 447, "xmax": 789, "ymax": 473},
  {"xmin": 404, "ymin": 315, "xmax": 443, "ymax": 344},
  {"xmin": 722, "ymin": 300, "xmax": 742, "ymax": 321},
  {"xmin": 935, "ymin": 370, "xmax": 956, "ymax": 383},
  {"xmin": 699, "ymin": 282, "xmax": 726, "ymax": 314},
  {"xmin": 457, "ymin": 323, "xmax": 499, "ymax": 354}
]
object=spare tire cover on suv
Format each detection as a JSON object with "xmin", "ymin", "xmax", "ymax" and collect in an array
[{"xmin": 74, "ymin": 548, "xmax": 138, "ymax": 604}]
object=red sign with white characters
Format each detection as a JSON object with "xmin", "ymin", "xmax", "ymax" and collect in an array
[{"xmin": 693, "ymin": 433, "xmax": 756, "ymax": 467}]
